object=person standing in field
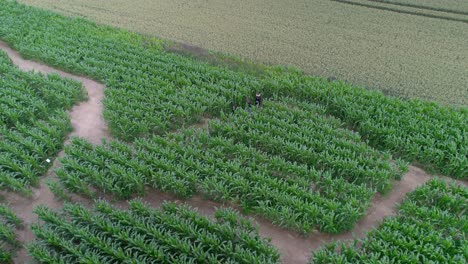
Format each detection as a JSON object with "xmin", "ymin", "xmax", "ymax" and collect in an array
[{"xmin": 255, "ymin": 92, "xmax": 262, "ymax": 107}]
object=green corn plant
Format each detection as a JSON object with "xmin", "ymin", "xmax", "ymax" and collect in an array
[
  {"xmin": 0, "ymin": 50, "xmax": 83, "ymax": 195},
  {"xmin": 45, "ymin": 180, "xmax": 71, "ymax": 202},
  {"xmin": 0, "ymin": 204, "xmax": 22, "ymax": 227},
  {"xmin": 0, "ymin": 222, "xmax": 18, "ymax": 246},
  {"xmin": 0, "ymin": 204, "xmax": 21, "ymax": 263}
]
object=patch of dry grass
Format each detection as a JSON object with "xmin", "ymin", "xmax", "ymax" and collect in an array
[{"xmin": 19, "ymin": 0, "xmax": 468, "ymax": 105}]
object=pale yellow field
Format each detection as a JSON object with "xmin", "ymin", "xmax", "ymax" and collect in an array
[{"xmin": 19, "ymin": 0, "xmax": 468, "ymax": 105}]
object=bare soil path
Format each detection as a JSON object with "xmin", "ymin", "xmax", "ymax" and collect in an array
[{"xmin": 0, "ymin": 42, "xmax": 464, "ymax": 264}]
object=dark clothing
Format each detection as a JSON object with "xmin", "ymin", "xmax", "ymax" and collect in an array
[{"xmin": 255, "ymin": 95, "xmax": 262, "ymax": 107}]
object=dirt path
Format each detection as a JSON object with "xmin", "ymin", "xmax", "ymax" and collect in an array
[{"xmin": 0, "ymin": 41, "xmax": 110, "ymax": 263}]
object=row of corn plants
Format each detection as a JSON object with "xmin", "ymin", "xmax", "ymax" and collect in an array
[
  {"xmin": 28, "ymin": 200, "xmax": 280, "ymax": 263},
  {"xmin": 209, "ymin": 101, "xmax": 407, "ymax": 193},
  {"xmin": 57, "ymin": 133, "xmax": 374, "ymax": 234},
  {"xmin": 0, "ymin": 204, "xmax": 22, "ymax": 263},
  {"xmin": 56, "ymin": 101, "xmax": 390, "ymax": 234},
  {"xmin": 264, "ymin": 74, "xmax": 467, "ymax": 179},
  {"xmin": 137, "ymin": 132, "xmax": 374, "ymax": 234},
  {"xmin": 0, "ymin": 49, "xmax": 85, "ymax": 194},
  {"xmin": 56, "ymin": 138, "xmax": 147, "ymax": 199},
  {"xmin": 310, "ymin": 179, "xmax": 468, "ymax": 263}
]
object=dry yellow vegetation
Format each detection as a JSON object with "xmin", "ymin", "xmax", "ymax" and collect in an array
[{"xmin": 19, "ymin": 0, "xmax": 468, "ymax": 105}]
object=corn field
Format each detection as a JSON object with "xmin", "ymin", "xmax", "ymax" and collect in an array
[
  {"xmin": 0, "ymin": 0, "xmax": 465, "ymax": 179},
  {"xmin": 0, "ymin": 204, "xmax": 22, "ymax": 263},
  {"xmin": 209, "ymin": 99, "xmax": 407, "ymax": 193},
  {"xmin": 54, "ymin": 99, "xmax": 405, "ymax": 234},
  {"xmin": 263, "ymin": 75, "xmax": 468, "ymax": 179},
  {"xmin": 0, "ymin": 50, "xmax": 85, "ymax": 194},
  {"xmin": 28, "ymin": 200, "xmax": 280, "ymax": 263},
  {"xmin": 0, "ymin": 0, "xmax": 256, "ymax": 141},
  {"xmin": 310, "ymin": 179, "xmax": 468, "ymax": 263},
  {"xmin": 0, "ymin": 1, "xmax": 466, "ymax": 263}
]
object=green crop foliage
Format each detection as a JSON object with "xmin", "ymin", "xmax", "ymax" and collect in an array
[
  {"xmin": 0, "ymin": 204, "xmax": 22, "ymax": 263},
  {"xmin": 45, "ymin": 180, "xmax": 71, "ymax": 202},
  {"xmin": 28, "ymin": 200, "xmax": 280, "ymax": 263},
  {"xmin": 209, "ymin": 100, "xmax": 404, "ymax": 193},
  {"xmin": 310, "ymin": 179, "xmax": 468, "ymax": 263},
  {"xmin": 0, "ymin": 0, "xmax": 258, "ymax": 141},
  {"xmin": 0, "ymin": 49, "xmax": 85, "ymax": 194},
  {"xmin": 0, "ymin": 0, "xmax": 465, "ymax": 180},
  {"xmin": 56, "ymin": 99, "xmax": 398, "ymax": 234},
  {"xmin": 264, "ymin": 74, "xmax": 467, "ymax": 179}
]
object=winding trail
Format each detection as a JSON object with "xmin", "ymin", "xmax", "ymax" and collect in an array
[{"xmin": 0, "ymin": 41, "xmax": 464, "ymax": 264}]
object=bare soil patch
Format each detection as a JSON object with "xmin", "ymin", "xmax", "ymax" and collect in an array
[
  {"xmin": 167, "ymin": 41, "xmax": 270, "ymax": 77},
  {"xmin": 191, "ymin": 117, "xmax": 211, "ymax": 130}
]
